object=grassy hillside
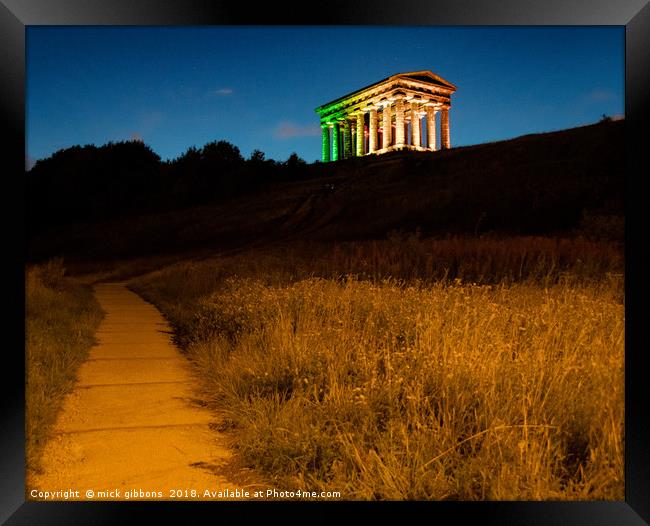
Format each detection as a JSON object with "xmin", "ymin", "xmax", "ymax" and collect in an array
[
  {"xmin": 28, "ymin": 119, "xmax": 623, "ymax": 265},
  {"xmin": 296, "ymin": 119, "xmax": 623, "ymax": 241}
]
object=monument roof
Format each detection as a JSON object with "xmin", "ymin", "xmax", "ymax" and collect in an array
[{"xmin": 316, "ymin": 70, "xmax": 456, "ymax": 113}]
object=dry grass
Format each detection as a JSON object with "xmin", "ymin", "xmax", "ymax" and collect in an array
[
  {"xmin": 130, "ymin": 236, "xmax": 624, "ymax": 500},
  {"xmin": 25, "ymin": 258, "xmax": 104, "ymax": 476},
  {"xmin": 324, "ymin": 233, "xmax": 623, "ymax": 284}
]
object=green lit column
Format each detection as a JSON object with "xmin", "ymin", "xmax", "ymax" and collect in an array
[
  {"xmin": 395, "ymin": 98, "xmax": 405, "ymax": 146},
  {"xmin": 369, "ymin": 108, "xmax": 378, "ymax": 153},
  {"xmin": 332, "ymin": 122, "xmax": 340, "ymax": 161},
  {"xmin": 426, "ymin": 106, "xmax": 437, "ymax": 151},
  {"xmin": 321, "ymin": 124, "xmax": 330, "ymax": 162},
  {"xmin": 411, "ymin": 101, "xmax": 421, "ymax": 147},
  {"xmin": 382, "ymin": 103, "xmax": 392, "ymax": 149},
  {"xmin": 356, "ymin": 113, "xmax": 364, "ymax": 156},
  {"xmin": 343, "ymin": 119, "xmax": 352, "ymax": 159}
]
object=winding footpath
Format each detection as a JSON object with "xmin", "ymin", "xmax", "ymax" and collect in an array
[{"xmin": 29, "ymin": 282, "xmax": 262, "ymax": 501}]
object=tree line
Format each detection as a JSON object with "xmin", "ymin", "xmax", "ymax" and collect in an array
[{"xmin": 26, "ymin": 139, "xmax": 310, "ymax": 232}]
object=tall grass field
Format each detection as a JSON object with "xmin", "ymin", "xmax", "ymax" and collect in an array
[
  {"xmin": 25, "ymin": 118, "xmax": 624, "ymax": 500},
  {"xmin": 25, "ymin": 259, "xmax": 104, "ymax": 479},
  {"xmin": 130, "ymin": 235, "xmax": 624, "ymax": 500}
]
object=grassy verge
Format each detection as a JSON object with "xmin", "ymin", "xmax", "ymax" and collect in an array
[
  {"xmin": 26, "ymin": 258, "xmax": 104, "ymax": 478},
  {"xmin": 130, "ymin": 236, "xmax": 624, "ymax": 500}
]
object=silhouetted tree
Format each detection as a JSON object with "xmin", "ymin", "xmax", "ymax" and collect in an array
[
  {"xmin": 285, "ymin": 152, "xmax": 306, "ymax": 168},
  {"xmin": 282, "ymin": 152, "xmax": 308, "ymax": 180},
  {"xmin": 27, "ymin": 140, "xmax": 162, "ymax": 229},
  {"xmin": 165, "ymin": 146, "xmax": 204, "ymax": 206},
  {"xmin": 202, "ymin": 140, "xmax": 244, "ymax": 169},
  {"xmin": 249, "ymin": 149, "xmax": 266, "ymax": 163}
]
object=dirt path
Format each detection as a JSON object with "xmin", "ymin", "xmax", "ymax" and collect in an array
[{"xmin": 29, "ymin": 282, "xmax": 264, "ymax": 501}]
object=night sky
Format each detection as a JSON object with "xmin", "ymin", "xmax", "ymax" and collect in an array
[{"xmin": 26, "ymin": 26, "xmax": 624, "ymax": 166}]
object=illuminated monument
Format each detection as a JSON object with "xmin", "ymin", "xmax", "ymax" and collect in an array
[{"xmin": 315, "ymin": 71, "xmax": 457, "ymax": 162}]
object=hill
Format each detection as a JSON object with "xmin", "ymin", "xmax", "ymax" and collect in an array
[{"xmin": 27, "ymin": 119, "xmax": 623, "ymax": 265}]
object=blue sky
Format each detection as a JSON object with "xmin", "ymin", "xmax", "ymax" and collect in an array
[{"xmin": 26, "ymin": 26, "xmax": 624, "ymax": 166}]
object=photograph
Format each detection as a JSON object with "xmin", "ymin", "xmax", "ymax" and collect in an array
[{"xmin": 23, "ymin": 24, "xmax": 627, "ymax": 503}]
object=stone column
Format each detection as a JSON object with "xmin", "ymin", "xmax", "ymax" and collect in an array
[
  {"xmin": 394, "ymin": 98, "xmax": 405, "ymax": 147},
  {"xmin": 332, "ymin": 122, "xmax": 340, "ymax": 161},
  {"xmin": 382, "ymin": 103, "xmax": 392, "ymax": 149},
  {"xmin": 369, "ymin": 108, "xmax": 378, "ymax": 153},
  {"xmin": 441, "ymin": 108, "xmax": 451, "ymax": 149},
  {"xmin": 343, "ymin": 119, "xmax": 352, "ymax": 159},
  {"xmin": 426, "ymin": 106, "xmax": 437, "ymax": 151},
  {"xmin": 411, "ymin": 102, "xmax": 421, "ymax": 147},
  {"xmin": 356, "ymin": 113, "xmax": 364, "ymax": 156},
  {"xmin": 321, "ymin": 124, "xmax": 330, "ymax": 162}
]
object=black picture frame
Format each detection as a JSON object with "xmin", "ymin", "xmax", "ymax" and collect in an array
[{"xmin": 3, "ymin": 1, "xmax": 648, "ymax": 524}]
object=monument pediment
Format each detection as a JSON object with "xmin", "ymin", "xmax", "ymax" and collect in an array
[{"xmin": 394, "ymin": 71, "xmax": 457, "ymax": 90}]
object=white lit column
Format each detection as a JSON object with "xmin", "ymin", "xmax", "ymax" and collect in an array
[
  {"xmin": 441, "ymin": 108, "xmax": 450, "ymax": 149},
  {"xmin": 356, "ymin": 113, "xmax": 364, "ymax": 156},
  {"xmin": 369, "ymin": 108, "xmax": 378, "ymax": 153},
  {"xmin": 382, "ymin": 103, "xmax": 392, "ymax": 149},
  {"xmin": 426, "ymin": 106, "xmax": 437, "ymax": 151},
  {"xmin": 395, "ymin": 98, "xmax": 405, "ymax": 147},
  {"xmin": 411, "ymin": 101, "xmax": 421, "ymax": 147}
]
